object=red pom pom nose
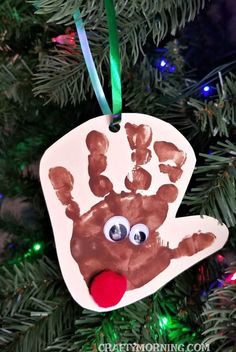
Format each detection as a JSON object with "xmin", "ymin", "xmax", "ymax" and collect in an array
[{"xmin": 90, "ymin": 270, "xmax": 127, "ymax": 308}]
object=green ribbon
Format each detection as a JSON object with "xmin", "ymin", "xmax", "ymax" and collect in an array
[
  {"xmin": 105, "ymin": 0, "xmax": 122, "ymax": 116},
  {"xmin": 73, "ymin": 0, "xmax": 122, "ymax": 127}
]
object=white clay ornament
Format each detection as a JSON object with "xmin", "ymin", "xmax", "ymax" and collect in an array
[{"xmin": 40, "ymin": 113, "xmax": 228, "ymax": 312}]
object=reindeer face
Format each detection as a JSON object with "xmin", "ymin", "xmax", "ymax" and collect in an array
[
  {"xmin": 40, "ymin": 113, "xmax": 228, "ymax": 311},
  {"xmin": 70, "ymin": 189, "xmax": 175, "ymax": 291}
]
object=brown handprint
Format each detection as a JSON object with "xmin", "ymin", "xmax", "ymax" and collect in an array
[{"xmin": 48, "ymin": 122, "xmax": 215, "ymax": 308}]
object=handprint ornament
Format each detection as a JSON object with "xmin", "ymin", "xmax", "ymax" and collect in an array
[{"xmin": 40, "ymin": 113, "xmax": 228, "ymax": 311}]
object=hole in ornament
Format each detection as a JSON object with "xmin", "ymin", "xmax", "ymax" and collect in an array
[
  {"xmin": 109, "ymin": 113, "xmax": 121, "ymax": 133},
  {"xmin": 109, "ymin": 123, "xmax": 120, "ymax": 133}
]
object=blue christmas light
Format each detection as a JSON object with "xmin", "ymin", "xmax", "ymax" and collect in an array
[
  {"xmin": 160, "ymin": 59, "xmax": 167, "ymax": 67},
  {"xmin": 154, "ymin": 57, "xmax": 169, "ymax": 71},
  {"xmin": 0, "ymin": 193, "xmax": 4, "ymax": 199},
  {"xmin": 201, "ymin": 85, "xmax": 214, "ymax": 97},
  {"xmin": 156, "ymin": 58, "xmax": 170, "ymax": 72},
  {"xmin": 153, "ymin": 54, "xmax": 176, "ymax": 74},
  {"xmin": 169, "ymin": 65, "xmax": 176, "ymax": 73}
]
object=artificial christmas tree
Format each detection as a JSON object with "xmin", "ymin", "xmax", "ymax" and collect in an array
[{"xmin": 0, "ymin": 0, "xmax": 236, "ymax": 351}]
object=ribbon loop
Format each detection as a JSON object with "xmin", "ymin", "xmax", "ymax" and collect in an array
[
  {"xmin": 105, "ymin": 0, "xmax": 122, "ymax": 116},
  {"xmin": 109, "ymin": 113, "xmax": 121, "ymax": 132},
  {"xmin": 73, "ymin": 0, "xmax": 122, "ymax": 127}
]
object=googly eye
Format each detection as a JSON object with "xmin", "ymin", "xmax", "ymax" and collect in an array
[
  {"xmin": 103, "ymin": 216, "xmax": 130, "ymax": 242},
  {"xmin": 129, "ymin": 224, "xmax": 149, "ymax": 245}
]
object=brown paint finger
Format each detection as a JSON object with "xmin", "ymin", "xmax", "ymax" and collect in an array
[
  {"xmin": 89, "ymin": 175, "xmax": 113, "ymax": 197},
  {"xmin": 48, "ymin": 166, "xmax": 80, "ymax": 218},
  {"xmin": 86, "ymin": 130, "xmax": 114, "ymax": 196},
  {"xmin": 56, "ymin": 190, "xmax": 73, "ymax": 205},
  {"xmin": 131, "ymin": 149, "xmax": 152, "ymax": 165},
  {"xmin": 125, "ymin": 123, "xmax": 152, "ymax": 149},
  {"xmin": 154, "ymin": 141, "xmax": 186, "ymax": 167},
  {"xmin": 159, "ymin": 164, "xmax": 183, "ymax": 183},
  {"xmin": 86, "ymin": 130, "xmax": 109, "ymax": 154},
  {"xmin": 66, "ymin": 201, "xmax": 80, "ymax": 220},
  {"xmin": 156, "ymin": 184, "xmax": 178, "ymax": 203},
  {"xmin": 49, "ymin": 166, "xmax": 74, "ymax": 192},
  {"xmin": 88, "ymin": 154, "xmax": 107, "ymax": 177},
  {"xmin": 172, "ymin": 232, "xmax": 215, "ymax": 258},
  {"xmin": 125, "ymin": 167, "xmax": 152, "ymax": 192}
]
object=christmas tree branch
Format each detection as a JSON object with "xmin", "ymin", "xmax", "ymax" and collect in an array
[
  {"xmin": 33, "ymin": 0, "xmax": 209, "ymax": 30},
  {"xmin": 33, "ymin": 47, "xmax": 94, "ymax": 106},
  {"xmin": 32, "ymin": 0, "xmax": 210, "ymax": 105},
  {"xmin": 0, "ymin": 0, "xmax": 39, "ymax": 34},
  {"xmin": 184, "ymin": 140, "xmax": 236, "ymax": 227},
  {"xmin": 188, "ymin": 74, "xmax": 236, "ymax": 138},
  {"xmin": 202, "ymin": 263, "xmax": 236, "ymax": 351},
  {"xmin": 37, "ymin": 295, "xmax": 168, "ymax": 351},
  {"xmin": 0, "ymin": 257, "xmax": 77, "ymax": 352},
  {"xmin": 0, "ymin": 61, "xmax": 33, "ymax": 107}
]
